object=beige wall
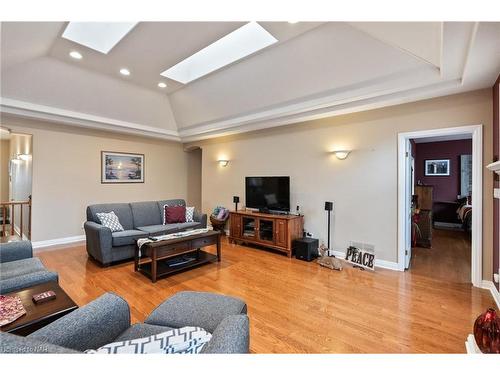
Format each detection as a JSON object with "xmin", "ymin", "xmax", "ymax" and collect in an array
[
  {"xmin": 186, "ymin": 148, "xmax": 202, "ymax": 210},
  {"xmin": 2, "ymin": 116, "xmax": 190, "ymax": 242},
  {"xmin": 192, "ymin": 89, "xmax": 494, "ymax": 280},
  {"xmin": 0, "ymin": 139, "xmax": 9, "ymax": 202}
]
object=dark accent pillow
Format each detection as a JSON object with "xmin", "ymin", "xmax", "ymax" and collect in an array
[{"xmin": 165, "ymin": 206, "xmax": 186, "ymax": 224}]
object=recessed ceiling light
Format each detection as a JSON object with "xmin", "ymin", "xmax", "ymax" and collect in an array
[
  {"xmin": 158, "ymin": 82, "xmax": 167, "ymax": 88},
  {"xmin": 69, "ymin": 51, "xmax": 82, "ymax": 59},
  {"xmin": 119, "ymin": 68, "xmax": 130, "ymax": 76},
  {"xmin": 62, "ymin": 22, "xmax": 138, "ymax": 54},
  {"xmin": 161, "ymin": 22, "xmax": 277, "ymax": 84},
  {"xmin": 288, "ymin": 21, "xmax": 299, "ymax": 24}
]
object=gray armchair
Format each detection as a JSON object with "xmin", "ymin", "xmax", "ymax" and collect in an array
[
  {"xmin": 0, "ymin": 241, "xmax": 58, "ymax": 294},
  {"xmin": 0, "ymin": 291, "xmax": 249, "ymax": 354}
]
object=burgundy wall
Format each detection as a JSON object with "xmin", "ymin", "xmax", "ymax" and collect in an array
[
  {"xmin": 493, "ymin": 75, "xmax": 499, "ymax": 291},
  {"xmin": 415, "ymin": 140, "xmax": 472, "ymax": 202}
]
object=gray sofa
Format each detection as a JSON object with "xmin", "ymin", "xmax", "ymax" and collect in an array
[
  {"xmin": 0, "ymin": 291, "xmax": 249, "ymax": 354},
  {"xmin": 0, "ymin": 241, "xmax": 58, "ymax": 294},
  {"xmin": 84, "ymin": 199, "xmax": 207, "ymax": 266}
]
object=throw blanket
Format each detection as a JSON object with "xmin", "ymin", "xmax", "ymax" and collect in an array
[{"xmin": 136, "ymin": 228, "xmax": 209, "ymax": 257}]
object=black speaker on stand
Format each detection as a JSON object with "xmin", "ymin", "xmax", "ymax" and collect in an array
[
  {"xmin": 324, "ymin": 201, "xmax": 333, "ymax": 255},
  {"xmin": 233, "ymin": 196, "xmax": 240, "ymax": 211}
]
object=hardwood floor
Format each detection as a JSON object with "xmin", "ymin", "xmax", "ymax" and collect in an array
[
  {"xmin": 411, "ymin": 229, "xmax": 472, "ymax": 283},
  {"xmin": 36, "ymin": 236, "xmax": 495, "ymax": 353}
]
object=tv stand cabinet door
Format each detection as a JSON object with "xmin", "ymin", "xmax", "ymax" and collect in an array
[
  {"xmin": 230, "ymin": 214, "xmax": 242, "ymax": 238},
  {"xmin": 275, "ymin": 219, "xmax": 288, "ymax": 248}
]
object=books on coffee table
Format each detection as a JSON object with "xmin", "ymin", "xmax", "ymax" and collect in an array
[{"xmin": 0, "ymin": 295, "xmax": 26, "ymax": 327}]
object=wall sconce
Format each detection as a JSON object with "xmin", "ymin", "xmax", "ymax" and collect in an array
[
  {"xmin": 218, "ymin": 159, "xmax": 229, "ymax": 167},
  {"xmin": 333, "ymin": 150, "xmax": 350, "ymax": 160}
]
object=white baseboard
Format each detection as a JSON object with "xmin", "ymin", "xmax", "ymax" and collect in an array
[
  {"xmin": 32, "ymin": 235, "xmax": 85, "ymax": 251},
  {"xmin": 331, "ymin": 250, "xmax": 401, "ymax": 271},
  {"xmin": 480, "ymin": 280, "xmax": 500, "ymax": 309}
]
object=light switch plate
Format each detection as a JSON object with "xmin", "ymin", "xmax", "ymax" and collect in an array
[{"xmin": 494, "ymin": 188, "xmax": 500, "ymax": 199}]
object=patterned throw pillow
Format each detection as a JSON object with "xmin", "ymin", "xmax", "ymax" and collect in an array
[
  {"xmin": 185, "ymin": 207, "xmax": 195, "ymax": 222},
  {"xmin": 85, "ymin": 326, "xmax": 212, "ymax": 354},
  {"xmin": 96, "ymin": 211, "xmax": 124, "ymax": 232}
]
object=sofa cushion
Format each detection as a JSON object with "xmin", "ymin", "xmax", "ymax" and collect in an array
[
  {"xmin": 165, "ymin": 206, "xmax": 186, "ymax": 224},
  {"xmin": 87, "ymin": 203, "xmax": 134, "ymax": 230},
  {"xmin": 130, "ymin": 201, "xmax": 162, "ymax": 228},
  {"xmin": 135, "ymin": 224, "xmax": 180, "ymax": 236},
  {"xmin": 0, "ymin": 258, "xmax": 46, "ymax": 280},
  {"xmin": 176, "ymin": 222, "xmax": 202, "ymax": 231},
  {"xmin": 157, "ymin": 199, "xmax": 185, "ymax": 216},
  {"xmin": 112, "ymin": 230, "xmax": 148, "ymax": 247},
  {"xmin": 114, "ymin": 323, "xmax": 174, "ymax": 342},
  {"xmin": 0, "ymin": 270, "xmax": 58, "ymax": 294},
  {"xmin": 145, "ymin": 291, "xmax": 247, "ymax": 333}
]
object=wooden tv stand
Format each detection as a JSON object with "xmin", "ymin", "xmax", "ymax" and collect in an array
[{"xmin": 228, "ymin": 210, "xmax": 303, "ymax": 257}]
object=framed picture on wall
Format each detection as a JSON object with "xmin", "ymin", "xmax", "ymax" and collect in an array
[
  {"xmin": 101, "ymin": 151, "xmax": 144, "ymax": 183},
  {"xmin": 424, "ymin": 159, "xmax": 450, "ymax": 176}
]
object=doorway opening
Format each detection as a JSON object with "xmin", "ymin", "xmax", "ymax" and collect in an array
[
  {"xmin": 398, "ymin": 125, "xmax": 483, "ymax": 286},
  {"xmin": 0, "ymin": 127, "xmax": 33, "ymax": 242}
]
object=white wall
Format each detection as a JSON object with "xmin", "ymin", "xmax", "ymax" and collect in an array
[{"xmin": 193, "ymin": 89, "xmax": 493, "ymax": 277}]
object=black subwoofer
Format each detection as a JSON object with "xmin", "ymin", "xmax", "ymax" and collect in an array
[{"xmin": 293, "ymin": 238, "xmax": 319, "ymax": 261}]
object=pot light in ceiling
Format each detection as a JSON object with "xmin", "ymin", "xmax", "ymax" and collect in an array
[
  {"xmin": 62, "ymin": 22, "xmax": 138, "ymax": 54},
  {"xmin": 158, "ymin": 82, "xmax": 167, "ymax": 88},
  {"xmin": 69, "ymin": 51, "xmax": 82, "ymax": 60},
  {"xmin": 119, "ymin": 68, "xmax": 131, "ymax": 76},
  {"xmin": 161, "ymin": 22, "xmax": 277, "ymax": 84},
  {"xmin": 288, "ymin": 21, "xmax": 299, "ymax": 24}
]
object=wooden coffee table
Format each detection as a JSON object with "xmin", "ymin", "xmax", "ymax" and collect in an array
[
  {"xmin": 135, "ymin": 230, "xmax": 221, "ymax": 282},
  {"xmin": 1, "ymin": 281, "xmax": 78, "ymax": 336}
]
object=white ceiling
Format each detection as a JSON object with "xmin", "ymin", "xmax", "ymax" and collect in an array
[
  {"xmin": 49, "ymin": 22, "xmax": 323, "ymax": 93},
  {"xmin": 1, "ymin": 21, "xmax": 499, "ymax": 142}
]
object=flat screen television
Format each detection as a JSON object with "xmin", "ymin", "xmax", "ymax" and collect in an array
[{"xmin": 245, "ymin": 176, "xmax": 290, "ymax": 212}]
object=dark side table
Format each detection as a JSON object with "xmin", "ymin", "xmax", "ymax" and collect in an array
[{"xmin": 1, "ymin": 281, "xmax": 78, "ymax": 336}]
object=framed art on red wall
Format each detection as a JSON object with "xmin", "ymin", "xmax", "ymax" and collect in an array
[{"xmin": 424, "ymin": 159, "xmax": 450, "ymax": 176}]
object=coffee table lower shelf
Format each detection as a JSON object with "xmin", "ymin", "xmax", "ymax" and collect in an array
[{"xmin": 137, "ymin": 251, "xmax": 218, "ymax": 281}]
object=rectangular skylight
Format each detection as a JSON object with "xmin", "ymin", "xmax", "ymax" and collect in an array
[
  {"xmin": 161, "ymin": 22, "xmax": 278, "ymax": 84},
  {"xmin": 62, "ymin": 22, "xmax": 138, "ymax": 54}
]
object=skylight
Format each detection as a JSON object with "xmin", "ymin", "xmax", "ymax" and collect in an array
[
  {"xmin": 161, "ymin": 22, "xmax": 278, "ymax": 84},
  {"xmin": 62, "ymin": 22, "xmax": 138, "ymax": 54}
]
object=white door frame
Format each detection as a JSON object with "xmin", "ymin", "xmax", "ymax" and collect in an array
[{"xmin": 397, "ymin": 124, "xmax": 483, "ymax": 287}]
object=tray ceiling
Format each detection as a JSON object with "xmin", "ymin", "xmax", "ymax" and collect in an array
[{"xmin": 1, "ymin": 21, "xmax": 499, "ymax": 142}]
